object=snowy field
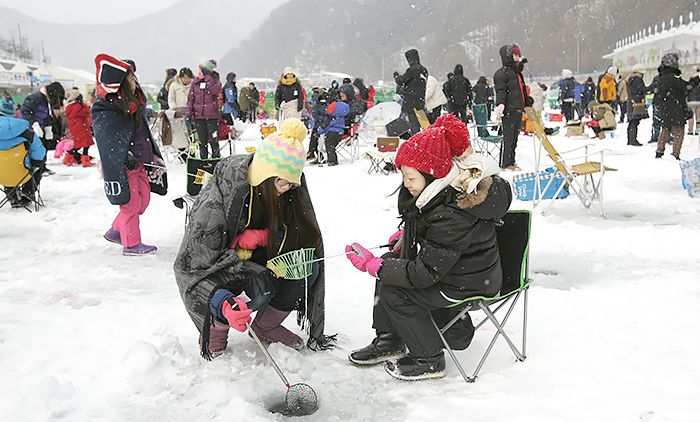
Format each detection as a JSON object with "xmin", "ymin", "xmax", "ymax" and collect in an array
[{"xmin": 2, "ymin": 117, "xmax": 700, "ymax": 422}]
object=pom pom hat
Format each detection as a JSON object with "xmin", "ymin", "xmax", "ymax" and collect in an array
[
  {"xmin": 395, "ymin": 114, "xmax": 470, "ymax": 179},
  {"xmin": 248, "ymin": 118, "xmax": 308, "ymax": 186}
]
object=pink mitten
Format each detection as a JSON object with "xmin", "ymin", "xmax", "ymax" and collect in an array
[
  {"xmin": 387, "ymin": 229, "xmax": 404, "ymax": 252},
  {"xmin": 366, "ymin": 257, "xmax": 384, "ymax": 278},
  {"xmin": 230, "ymin": 229, "xmax": 269, "ymax": 250},
  {"xmin": 221, "ymin": 297, "xmax": 253, "ymax": 333},
  {"xmin": 345, "ymin": 243, "xmax": 374, "ymax": 272}
]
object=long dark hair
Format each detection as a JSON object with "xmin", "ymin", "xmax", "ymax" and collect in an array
[
  {"xmin": 395, "ymin": 170, "xmax": 436, "ymax": 259},
  {"xmin": 249, "ymin": 177, "xmax": 323, "ymax": 258},
  {"xmin": 113, "ymin": 71, "xmax": 145, "ymax": 129}
]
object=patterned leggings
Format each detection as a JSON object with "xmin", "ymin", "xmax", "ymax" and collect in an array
[{"xmin": 657, "ymin": 126, "xmax": 684, "ymax": 159}]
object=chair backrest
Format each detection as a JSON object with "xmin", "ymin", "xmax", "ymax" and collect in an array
[
  {"xmin": 524, "ymin": 107, "xmax": 569, "ymax": 176},
  {"xmin": 473, "ymin": 104, "xmax": 490, "ymax": 138},
  {"xmin": 495, "ymin": 210, "xmax": 531, "ymax": 295},
  {"xmin": 0, "ymin": 143, "xmax": 31, "ymax": 187}
]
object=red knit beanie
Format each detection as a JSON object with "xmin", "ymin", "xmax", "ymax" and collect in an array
[{"xmin": 395, "ymin": 115, "xmax": 470, "ymax": 179}]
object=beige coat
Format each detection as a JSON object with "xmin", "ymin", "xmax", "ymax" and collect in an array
[
  {"xmin": 168, "ymin": 76, "xmax": 192, "ymax": 112},
  {"xmin": 618, "ymin": 78, "xmax": 629, "ymax": 102},
  {"xmin": 425, "ymin": 75, "xmax": 447, "ymax": 111},
  {"xmin": 590, "ymin": 102, "xmax": 617, "ymax": 130}
]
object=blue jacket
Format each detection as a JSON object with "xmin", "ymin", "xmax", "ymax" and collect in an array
[
  {"xmin": 559, "ymin": 77, "xmax": 576, "ymax": 102},
  {"xmin": 573, "ymin": 83, "xmax": 585, "ymax": 104},
  {"xmin": 223, "ymin": 82, "xmax": 239, "ymax": 116},
  {"xmin": 0, "ymin": 116, "xmax": 47, "ymax": 168},
  {"xmin": 91, "ymin": 96, "xmax": 162, "ymax": 206},
  {"xmin": 20, "ymin": 91, "xmax": 51, "ymax": 127},
  {"xmin": 318, "ymin": 101, "xmax": 349, "ymax": 135}
]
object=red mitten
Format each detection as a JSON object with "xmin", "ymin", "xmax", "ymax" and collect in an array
[
  {"xmin": 230, "ymin": 229, "xmax": 269, "ymax": 250},
  {"xmin": 221, "ymin": 297, "xmax": 253, "ymax": 333}
]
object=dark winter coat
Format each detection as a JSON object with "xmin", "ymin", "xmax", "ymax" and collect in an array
[
  {"xmin": 444, "ymin": 64, "xmax": 472, "ymax": 106},
  {"xmin": 687, "ymin": 76, "xmax": 700, "ymax": 103},
  {"xmin": 91, "ymin": 95, "xmax": 162, "ymax": 205},
  {"xmin": 583, "ymin": 79, "xmax": 596, "ymax": 104},
  {"xmin": 275, "ymin": 82, "xmax": 304, "ymax": 111},
  {"xmin": 473, "ymin": 76, "xmax": 491, "ymax": 105},
  {"xmin": 559, "ymin": 77, "xmax": 576, "ymax": 102},
  {"xmin": 394, "ymin": 49, "xmax": 428, "ymax": 112},
  {"xmin": 65, "ymin": 101, "xmax": 94, "ymax": 150},
  {"xmin": 353, "ymin": 78, "xmax": 369, "ymax": 101},
  {"xmin": 340, "ymin": 83, "xmax": 366, "ymax": 125},
  {"xmin": 654, "ymin": 66, "xmax": 689, "ymax": 128},
  {"xmin": 20, "ymin": 91, "xmax": 51, "ymax": 127},
  {"xmin": 379, "ymin": 175, "xmax": 512, "ymax": 299},
  {"xmin": 626, "ymin": 72, "xmax": 648, "ymax": 119},
  {"xmin": 173, "ymin": 154, "xmax": 329, "ymax": 359},
  {"xmin": 186, "ymin": 73, "xmax": 222, "ymax": 120},
  {"xmin": 493, "ymin": 45, "xmax": 532, "ymax": 114},
  {"xmin": 311, "ymin": 90, "xmax": 330, "ymax": 126}
]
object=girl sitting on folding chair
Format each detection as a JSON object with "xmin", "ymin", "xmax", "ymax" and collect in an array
[
  {"xmin": 174, "ymin": 118, "xmax": 334, "ymax": 359},
  {"xmin": 345, "ymin": 115, "xmax": 512, "ymax": 380}
]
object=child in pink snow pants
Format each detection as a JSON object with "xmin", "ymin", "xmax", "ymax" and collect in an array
[{"xmin": 112, "ymin": 167, "xmax": 151, "ymax": 247}]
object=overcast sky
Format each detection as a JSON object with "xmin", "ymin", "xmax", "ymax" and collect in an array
[{"xmin": 0, "ymin": 0, "xmax": 179, "ymax": 24}]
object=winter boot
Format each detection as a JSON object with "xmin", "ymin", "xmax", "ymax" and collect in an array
[
  {"xmin": 250, "ymin": 306, "xmax": 304, "ymax": 350},
  {"xmin": 655, "ymin": 152, "xmax": 663, "ymax": 159},
  {"xmin": 63, "ymin": 154, "xmax": 77, "ymax": 166},
  {"xmin": 81, "ymin": 155, "xmax": 95, "ymax": 167},
  {"xmin": 385, "ymin": 352, "xmax": 446, "ymax": 381},
  {"xmin": 596, "ymin": 131, "xmax": 606, "ymax": 140},
  {"xmin": 627, "ymin": 140, "xmax": 642, "ymax": 146},
  {"xmin": 122, "ymin": 243, "xmax": 157, "ymax": 256},
  {"xmin": 103, "ymin": 228, "xmax": 121, "ymax": 245},
  {"xmin": 349, "ymin": 332, "xmax": 406, "ymax": 365},
  {"xmin": 199, "ymin": 319, "xmax": 229, "ymax": 358}
]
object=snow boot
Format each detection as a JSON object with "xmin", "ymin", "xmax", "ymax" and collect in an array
[
  {"xmin": 199, "ymin": 319, "xmax": 229, "ymax": 358},
  {"xmin": 250, "ymin": 306, "xmax": 304, "ymax": 350},
  {"xmin": 81, "ymin": 155, "xmax": 95, "ymax": 167},
  {"xmin": 349, "ymin": 332, "xmax": 406, "ymax": 366},
  {"xmin": 122, "ymin": 243, "xmax": 157, "ymax": 256},
  {"xmin": 103, "ymin": 228, "xmax": 121, "ymax": 245},
  {"xmin": 63, "ymin": 154, "xmax": 77, "ymax": 166},
  {"xmin": 385, "ymin": 352, "xmax": 446, "ymax": 381},
  {"xmin": 627, "ymin": 140, "xmax": 642, "ymax": 146}
]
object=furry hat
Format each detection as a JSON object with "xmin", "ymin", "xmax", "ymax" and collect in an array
[
  {"xmin": 66, "ymin": 89, "xmax": 81, "ymax": 103},
  {"xmin": 660, "ymin": 52, "xmax": 680, "ymax": 69}
]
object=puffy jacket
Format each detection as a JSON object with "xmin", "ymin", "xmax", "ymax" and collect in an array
[
  {"xmin": 559, "ymin": 77, "xmax": 576, "ymax": 102},
  {"xmin": 222, "ymin": 81, "xmax": 239, "ymax": 115},
  {"xmin": 0, "ymin": 115, "xmax": 47, "ymax": 168},
  {"xmin": 238, "ymin": 86, "xmax": 251, "ymax": 112},
  {"xmin": 425, "ymin": 75, "xmax": 447, "ymax": 111},
  {"xmin": 473, "ymin": 76, "xmax": 491, "ymax": 105},
  {"xmin": 444, "ymin": 64, "xmax": 472, "ymax": 106},
  {"xmin": 20, "ymin": 91, "xmax": 51, "ymax": 127},
  {"xmin": 618, "ymin": 79, "xmax": 629, "ymax": 102},
  {"xmin": 318, "ymin": 101, "xmax": 350, "ymax": 135},
  {"xmin": 597, "ymin": 73, "xmax": 617, "ymax": 102},
  {"xmin": 626, "ymin": 72, "xmax": 648, "ymax": 118},
  {"xmin": 654, "ymin": 65, "xmax": 688, "ymax": 128},
  {"xmin": 493, "ymin": 45, "xmax": 532, "ymax": 113},
  {"xmin": 583, "ymin": 79, "xmax": 597, "ymax": 104},
  {"xmin": 394, "ymin": 49, "xmax": 428, "ymax": 111},
  {"xmin": 379, "ymin": 174, "xmax": 512, "ymax": 298},
  {"xmin": 186, "ymin": 73, "xmax": 222, "ymax": 120},
  {"xmin": 64, "ymin": 101, "xmax": 94, "ymax": 150},
  {"xmin": 687, "ymin": 75, "xmax": 700, "ymax": 103},
  {"xmin": 590, "ymin": 102, "xmax": 617, "ymax": 130},
  {"xmin": 275, "ymin": 82, "xmax": 304, "ymax": 111},
  {"xmin": 167, "ymin": 76, "xmax": 192, "ymax": 111}
]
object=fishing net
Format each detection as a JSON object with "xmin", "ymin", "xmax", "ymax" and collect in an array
[{"xmin": 266, "ymin": 248, "xmax": 316, "ymax": 280}]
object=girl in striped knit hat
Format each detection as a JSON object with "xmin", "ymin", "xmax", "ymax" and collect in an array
[
  {"xmin": 174, "ymin": 118, "xmax": 334, "ymax": 359},
  {"xmin": 345, "ymin": 114, "xmax": 512, "ymax": 380}
]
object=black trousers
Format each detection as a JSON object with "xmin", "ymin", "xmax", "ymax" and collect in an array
[
  {"xmin": 618, "ymin": 101, "xmax": 627, "ymax": 122},
  {"xmin": 403, "ymin": 106, "xmax": 422, "ymax": 137},
  {"xmin": 627, "ymin": 118, "xmax": 640, "ymax": 143},
  {"xmin": 194, "ymin": 118, "xmax": 220, "ymax": 159},
  {"xmin": 427, "ymin": 107, "xmax": 441, "ymax": 124},
  {"xmin": 452, "ymin": 104, "xmax": 468, "ymax": 124},
  {"xmin": 561, "ymin": 102, "xmax": 574, "ymax": 121},
  {"xmin": 324, "ymin": 131, "xmax": 341, "ymax": 164},
  {"xmin": 308, "ymin": 127, "xmax": 320, "ymax": 155},
  {"xmin": 500, "ymin": 111, "xmax": 522, "ymax": 168}
]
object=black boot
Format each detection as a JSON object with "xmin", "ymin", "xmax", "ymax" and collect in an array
[
  {"xmin": 385, "ymin": 352, "xmax": 446, "ymax": 381},
  {"xmin": 627, "ymin": 140, "xmax": 642, "ymax": 146},
  {"xmin": 349, "ymin": 332, "xmax": 406, "ymax": 366}
]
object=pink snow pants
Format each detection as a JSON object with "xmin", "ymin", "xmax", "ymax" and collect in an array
[{"xmin": 112, "ymin": 167, "xmax": 151, "ymax": 247}]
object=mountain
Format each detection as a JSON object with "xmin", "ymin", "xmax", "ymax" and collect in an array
[
  {"xmin": 0, "ymin": 0, "xmax": 288, "ymax": 83},
  {"xmin": 220, "ymin": 0, "xmax": 696, "ymax": 82}
]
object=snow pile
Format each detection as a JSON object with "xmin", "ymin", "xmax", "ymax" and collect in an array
[{"xmin": 1, "ymin": 119, "xmax": 699, "ymax": 421}]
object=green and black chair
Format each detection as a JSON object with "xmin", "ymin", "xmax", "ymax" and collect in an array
[
  {"xmin": 472, "ymin": 103, "xmax": 503, "ymax": 164},
  {"xmin": 430, "ymin": 210, "xmax": 532, "ymax": 383}
]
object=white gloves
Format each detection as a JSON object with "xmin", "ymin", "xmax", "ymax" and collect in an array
[
  {"xmin": 44, "ymin": 126, "xmax": 53, "ymax": 140},
  {"xmin": 31, "ymin": 122, "xmax": 44, "ymax": 138},
  {"xmin": 494, "ymin": 104, "xmax": 505, "ymax": 119}
]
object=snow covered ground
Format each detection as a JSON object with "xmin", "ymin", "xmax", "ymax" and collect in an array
[{"xmin": 2, "ymin": 117, "xmax": 700, "ymax": 422}]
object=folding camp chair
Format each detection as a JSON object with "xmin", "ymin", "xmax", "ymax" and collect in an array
[
  {"xmin": 0, "ymin": 143, "xmax": 43, "ymax": 212},
  {"xmin": 472, "ymin": 104, "xmax": 503, "ymax": 162},
  {"xmin": 430, "ymin": 210, "xmax": 532, "ymax": 383},
  {"xmin": 525, "ymin": 107, "xmax": 617, "ymax": 217},
  {"xmin": 336, "ymin": 119, "xmax": 361, "ymax": 163}
]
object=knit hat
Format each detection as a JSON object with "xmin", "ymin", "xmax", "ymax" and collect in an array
[
  {"xmin": 199, "ymin": 59, "xmax": 217, "ymax": 74},
  {"xmin": 66, "ymin": 89, "xmax": 81, "ymax": 103},
  {"xmin": 661, "ymin": 52, "xmax": 680, "ymax": 69},
  {"xmin": 248, "ymin": 118, "xmax": 307, "ymax": 186},
  {"xmin": 395, "ymin": 114, "xmax": 471, "ymax": 179},
  {"xmin": 510, "ymin": 44, "xmax": 521, "ymax": 57},
  {"xmin": 562, "ymin": 69, "xmax": 573, "ymax": 78},
  {"xmin": 606, "ymin": 66, "xmax": 619, "ymax": 77},
  {"xmin": 94, "ymin": 53, "xmax": 133, "ymax": 96}
]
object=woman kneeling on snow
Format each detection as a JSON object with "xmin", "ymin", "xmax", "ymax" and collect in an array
[
  {"xmin": 346, "ymin": 115, "xmax": 512, "ymax": 380},
  {"xmin": 174, "ymin": 119, "xmax": 334, "ymax": 359}
]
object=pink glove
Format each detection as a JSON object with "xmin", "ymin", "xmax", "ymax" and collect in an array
[
  {"xmin": 387, "ymin": 229, "xmax": 404, "ymax": 252},
  {"xmin": 346, "ymin": 243, "xmax": 384, "ymax": 278},
  {"xmin": 221, "ymin": 297, "xmax": 253, "ymax": 333},
  {"xmin": 494, "ymin": 104, "xmax": 505, "ymax": 119},
  {"xmin": 230, "ymin": 229, "xmax": 269, "ymax": 250}
]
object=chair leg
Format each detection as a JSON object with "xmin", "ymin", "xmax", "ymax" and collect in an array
[
  {"xmin": 478, "ymin": 297, "xmax": 525, "ymax": 361},
  {"xmin": 522, "ymin": 288, "xmax": 528, "ymax": 358},
  {"xmin": 430, "ymin": 313, "xmax": 473, "ymax": 384}
]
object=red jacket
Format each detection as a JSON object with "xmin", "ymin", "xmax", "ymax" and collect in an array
[{"xmin": 65, "ymin": 102, "xmax": 94, "ymax": 149}]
